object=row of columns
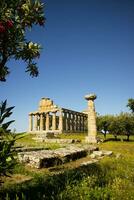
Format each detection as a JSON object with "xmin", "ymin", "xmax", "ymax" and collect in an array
[
  {"xmin": 63, "ymin": 111, "xmax": 87, "ymax": 132},
  {"xmin": 29, "ymin": 110, "xmax": 63, "ymax": 132},
  {"xmin": 29, "ymin": 109, "xmax": 87, "ymax": 133}
]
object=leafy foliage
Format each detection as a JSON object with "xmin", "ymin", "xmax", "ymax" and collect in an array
[
  {"xmin": 96, "ymin": 114, "xmax": 113, "ymax": 139},
  {"xmin": 0, "ymin": 100, "xmax": 16, "ymax": 180},
  {"xmin": 0, "ymin": 0, "xmax": 45, "ymax": 81},
  {"xmin": 0, "ymin": 100, "xmax": 15, "ymax": 134},
  {"xmin": 127, "ymin": 98, "xmax": 134, "ymax": 113},
  {"xmin": 0, "ymin": 137, "xmax": 16, "ymax": 177},
  {"xmin": 97, "ymin": 113, "xmax": 134, "ymax": 141}
]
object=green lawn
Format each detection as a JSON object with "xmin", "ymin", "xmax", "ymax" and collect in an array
[
  {"xmin": 15, "ymin": 133, "xmax": 62, "ymax": 149},
  {"xmin": 0, "ymin": 134, "xmax": 134, "ymax": 200},
  {"xmin": 58, "ymin": 138, "xmax": 134, "ymax": 200}
]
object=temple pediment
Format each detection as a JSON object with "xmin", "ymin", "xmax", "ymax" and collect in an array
[{"xmin": 39, "ymin": 98, "xmax": 58, "ymax": 112}]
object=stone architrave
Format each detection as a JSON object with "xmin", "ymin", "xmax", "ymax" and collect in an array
[{"xmin": 85, "ymin": 94, "xmax": 97, "ymax": 143}]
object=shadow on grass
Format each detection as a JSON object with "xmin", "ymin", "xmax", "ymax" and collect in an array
[
  {"xmin": 103, "ymin": 138, "xmax": 134, "ymax": 142},
  {"xmin": 0, "ymin": 163, "xmax": 104, "ymax": 200}
]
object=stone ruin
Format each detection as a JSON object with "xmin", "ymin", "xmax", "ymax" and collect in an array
[
  {"xmin": 28, "ymin": 97, "xmax": 88, "ymax": 134},
  {"xmin": 28, "ymin": 94, "xmax": 98, "ymax": 143},
  {"xmin": 17, "ymin": 94, "xmax": 112, "ymax": 169}
]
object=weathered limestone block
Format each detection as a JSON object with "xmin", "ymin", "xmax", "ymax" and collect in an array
[
  {"xmin": 18, "ymin": 145, "xmax": 98, "ymax": 168},
  {"xmin": 18, "ymin": 150, "xmax": 61, "ymax": 168},
  {"xmin": 102, "ymin": 150, "xmax": 113, "ymax": 156},
  {"xmin": 55, "ymin": 146, "xmax": 88, "ymax": 163},
  {"xmin": 80, "ymin": 159, "xmax": 99, "ymax": 166},
  {"xmin": 90, "ymin": 150, "xmax": 113, "ymax": 159}
]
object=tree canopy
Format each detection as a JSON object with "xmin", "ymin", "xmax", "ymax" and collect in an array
[
  {"xmin": 0, "ymin": 0, "xmax": 45, "ymax": 81},
  {"xmin": 97, "ymin": 112, "xmax": 134, "ymax": 141},
  {"xmin": 127, "ymin": 98, "xmax": 134, "ymax": 113}
]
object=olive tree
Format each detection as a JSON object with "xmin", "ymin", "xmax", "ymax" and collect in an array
[
  {"xmin": 119, "ymin": 113, "xmax": 134, "ymax": 141},
  {"xmin": 96, "ymin": 114, "xmax": 113, "ymax": 140},
  {"xmin": 127, "ymin": 98, "xmax": 134, "ymax": 113}
]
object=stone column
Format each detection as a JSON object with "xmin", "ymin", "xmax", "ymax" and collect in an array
[
  {"xmin": 68, "ymin": 113, "xmax": 71, "ymax": 131},
  {"xmin": 76, "ymin": 114, "xmax": 78, "ymax": 132},
  {"xmin": 28, "ymin": 113, "xmax": 33, "ymax": 132},
  {"xmin": 82, "ymin": 116, "xmax": 85, "ymax": 132},
  {"xmin": 63, "ymin": 112, "xmax": 67, "ymax": 131},
  {"xmin": 59, "ymin": 110, "xmax": 63, "ymax": 133},
  {"xmin": 72, "ymin": 114, "xmax": 75, "ymax": 132},
  {"xmin": 70, "ymin": 113, "xmax": 73, "ymax": 132},
  {"xmin": 34, "ymin": 114, "xmax": 38, "ymax": 131},
  {"xmin": 52, "ymin": 111, "xmax": 57, "ymax": 130},
  {"xmin": 65, "ymin": 112, "xmax": 68, "ymax": 131},
  {"xmin": 73, "ymin": 114, "xmax": 76, "ymax": 132},
  {"xmin": 40, "ymin": 113, "xmax": 44, "ymax": 131},
  {"xmin": 46, "ymin": 112, "xmax": 50, "ymax": 131},
  {"xmin": 78, "ymin": 115, "xmax": 80, "ymax": 131},
  {"xmin": 85, "ymin": 94, "xmax": 97, "ymax": 143},
  {"xmin": 79, "ymin": 115, "xmax": 82, "ymax": 132}
]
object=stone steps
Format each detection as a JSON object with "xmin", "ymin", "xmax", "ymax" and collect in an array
[
  {"xmin": 18, "ymin": 145, "xmax": 98, "ymax": 168},
  {"xmin": 18, "ymin": 145, "xmax": 112, "ymax": 169}
]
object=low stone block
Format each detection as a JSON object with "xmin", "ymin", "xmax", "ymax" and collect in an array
[
  {"xmin": 102, "ymin": 150, "xmax": 113, "ymax": 156},
  {"xmin": 80, "ymin": 159, "xmax": 98, "ymax": 166},
  {"xmin": 18, "ymin": 145, "xmax": 97, "ymax": 168},
  {"xmin": 92, "ymin": 151, "xmax": 104, "ymax": 157}
]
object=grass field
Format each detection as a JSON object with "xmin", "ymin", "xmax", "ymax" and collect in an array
[{"xmin": 0, "ymin": 133, "xmax": 134, "ymax": 200}]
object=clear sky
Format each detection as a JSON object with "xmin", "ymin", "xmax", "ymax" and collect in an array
[{"xmin": 1, "ymin": 0, "xmax": 134, "ymax": 132}]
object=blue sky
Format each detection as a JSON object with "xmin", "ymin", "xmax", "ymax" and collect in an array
[{"xmin": 1, "ymin": 0, "xmax": 134, "ymax": 132}]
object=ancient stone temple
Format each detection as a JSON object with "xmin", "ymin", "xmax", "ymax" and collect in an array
[{"xmin": 28, "ymin": 98, "xmax": 88, "ymax": 134}]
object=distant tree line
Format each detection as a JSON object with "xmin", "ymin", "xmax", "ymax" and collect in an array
[{"xmin": 97, "ymin": 99, "xmax": 134, "ymax": 141}]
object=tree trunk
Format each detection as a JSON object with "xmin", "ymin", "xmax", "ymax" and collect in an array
[
  {"xmin": 114, "ymin": 135, "xmax": 117, "ymax": 140},
  {"xmin": 104, "ymin": 131, "xmax": 107, "ymax": 140},
  {"xmin": 127, "ymin": 134, "xmax": 130, "ymax": 141}
]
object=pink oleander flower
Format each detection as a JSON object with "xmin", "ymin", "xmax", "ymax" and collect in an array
[
  {"xmin": 0, "ymin": 22, "xmax": 6, "ymax": 33},
  {"xmin": 6, "ymin": 20, "xmax": 13, "ymax": 28}
]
